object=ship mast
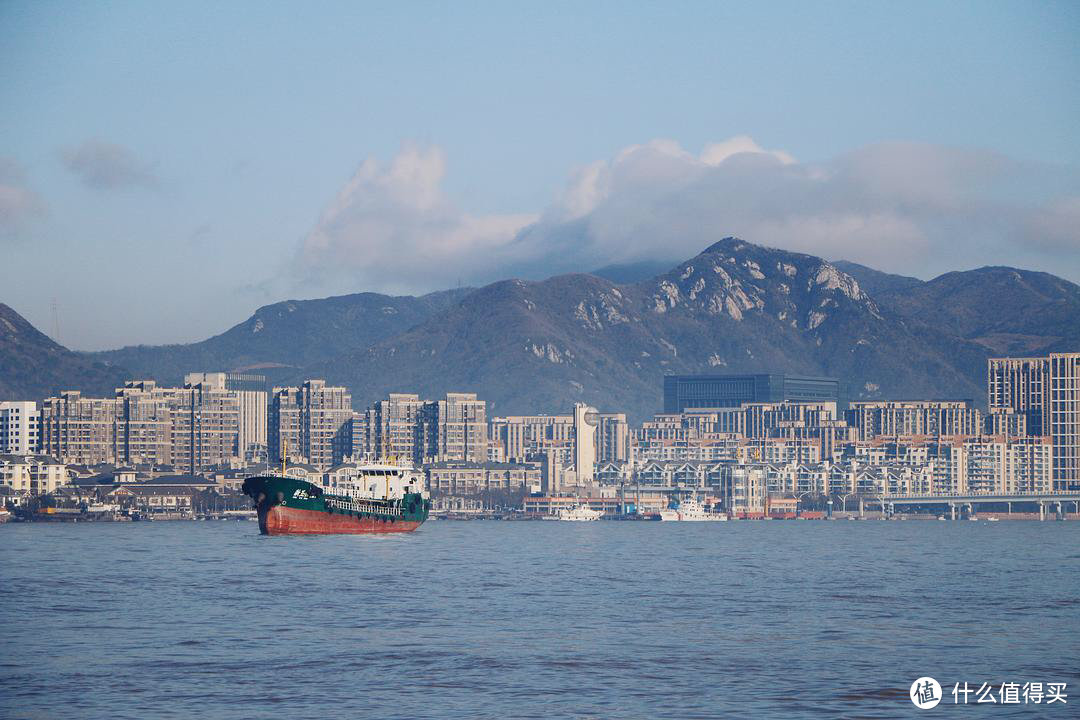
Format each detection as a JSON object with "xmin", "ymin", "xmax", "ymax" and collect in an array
[{"xmin": 385, "ymin": 456, "xmax": 392, "ymax": 500}]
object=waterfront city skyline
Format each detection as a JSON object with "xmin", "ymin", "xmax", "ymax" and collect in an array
[{"xmin": 6, "ymin": 351, "xmax": 1079, "ymax": 502}]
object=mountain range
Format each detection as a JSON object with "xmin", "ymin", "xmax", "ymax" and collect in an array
[{"xmin": 3, "ymin": 238, "xmax": 1077, "ymax": 421}]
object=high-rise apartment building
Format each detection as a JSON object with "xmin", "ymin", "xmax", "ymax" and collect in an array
[
  {"xmin": 41, "ymin": 377, "xmax": 253, "ymax": 471},
  {"xmin": 0, "ymin": 401, "xmax": 40, "ymax": 454},
  {"xmin": 173, "ymin": 379, "xmax": 242, "ymax": 472},
  {"xmin": 184, "ymin": 373, "xmax": 267, "ymax": 457},
  {"xmin": 489, "ymin": 408, "xmax": 626, "ymax": 476},
  {"xmin": 114, "ymin": 381, "xmax": 174, "ymax": 466},
  {"xmin": 1049, "ymin": 354, "xmax": 1079, "ymax": 490},
  {"xmin": 594, "ymin": 412, "xmax": 630, "ymax": 464},
  {"xmin": 427, "ymin": 392, "xmax": 487, "ymax": 463},
  {"xmin": 846, "ymin": 400, "xmax": 981, "ymax": 441},
  {"xmin": 269, "ymin": 380, "xmax": 353, "ymax": 470},
  {"xmin": 489, "ymin": 414, "xmax": 575, "ymax": 464},
  {"xmin": 40, "ymin": 391, "xmax": 121, "ymax": 465},
  {"xmin": 989, "ymin": 357, "xmax": 1050, "ymax": 434},
  {"xmin": 366, "ymin": 393, "xmax": 426, "ymax": 464},
  {"xmin": 989, "ymin": 353, "xmax": 1080, "ymax": 490},
  {"xmin": 365, "ymin": 392, "xmax": 488, "ymax": 465},
  {"xmin": 110, "ymin": 378, "xmax": 245, "ymax": 471}
]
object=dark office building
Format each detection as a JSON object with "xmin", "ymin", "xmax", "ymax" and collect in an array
[
  {"xmin": 663, "ymin": 373, "xmax": 841, "ymax": 413},
  {"xmin": 224, "ymin": 373, "xmax": 267, "ymax": 392}
]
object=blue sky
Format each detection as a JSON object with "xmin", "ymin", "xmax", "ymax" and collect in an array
[{"xmin": 2, "ymin": 0, "xmax": 1078, "ymax": 349}]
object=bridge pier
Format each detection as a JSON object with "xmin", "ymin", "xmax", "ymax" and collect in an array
[
  {"xmin": 1007, "ymin": 501, "xmax": 1012, "ymax": 516},
  {"xmin": 859, "ymin": 496, "xmax": 864, "ymax": 518},
  {"xmin": 966, "ymin": 503, "xmax": 974, "ymax": 519},
  {"xmin": 949, "ymin": 503, "xmax": 956, "ymax": 521},
  {"xmin": 1039, "ymin": 502, "xmax": 1046, "ymax": 522}
]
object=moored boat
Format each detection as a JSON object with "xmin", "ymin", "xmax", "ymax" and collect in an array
[
  {"xmin": 555, "ymin": 503, "xmax": 603, "ymax": 521},
  {"xmin": 659, "ymin": 497, "xmax": 728, "ymax": 522}
]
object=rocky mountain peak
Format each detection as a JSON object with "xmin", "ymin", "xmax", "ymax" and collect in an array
[{"xmin": 641, "ymin": 239, "xmax": 877, "ymax": 332}]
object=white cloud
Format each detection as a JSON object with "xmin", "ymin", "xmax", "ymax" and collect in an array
[
  {"xmin": 296, "ymin": 143, "xmax": 536, "ymax": 294},
  {"xmin": 61, "ymin": 140, "xmax": 158, "ymax": 190},
  {"xmin": 700, "ymin": 135, "xmax": 796, "ymax": 166},
  {"xmin": 293, "ymin": 136, "xmax": 1080, "ymax": 293}
]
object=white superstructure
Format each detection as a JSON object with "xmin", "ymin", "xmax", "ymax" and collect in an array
[{"xmin": 323, "ymin": 462, "xmax": 427, "ymax": 501}]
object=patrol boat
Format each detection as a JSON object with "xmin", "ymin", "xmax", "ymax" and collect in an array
[
  {"xmin": 659, "ymin": 497, "xmax": 728, "ymax": 522},
  {"xmin": 555, "ymin": 503, "xmax": 603, "ymax": 521},
  {"xmin": 242, "ymin": 457, "xmax": 430, "ymax": 535}
]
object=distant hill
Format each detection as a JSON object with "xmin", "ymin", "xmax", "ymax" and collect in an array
[
  {"xmin": 3, "ymin": 238, "xmax": 1077, "ymax": 421},
  {"xmin": 870, "ymin": 266, "xmax": 1080, "ymax": 356},
  {"xmin": 0, "ymin": 303, "xmax": 129, "ymax": 400},
  {"xmin": 87, "ymin": 288, "xmax": 474, "ymax": 387}
]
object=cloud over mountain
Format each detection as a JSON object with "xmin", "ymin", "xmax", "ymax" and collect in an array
[
  {"xmin": 292, "ymin": 137, "xmax": 1080, "ymax": 294},
  {"xmin": 524, "ymin": 139, "xmax": 1080, "ymax": 280}
]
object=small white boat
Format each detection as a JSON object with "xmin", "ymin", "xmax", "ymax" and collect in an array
[
  {"xmin": 659, "ymin": 498, "xmax": 727, "ymax": 522},
  {"xmin": 986, "ymin": 517, "xmax": 1000, "ymax": 522},
  {"xmin": 555, "ymin": 504, "xmax": 603, "ymax": 521}
]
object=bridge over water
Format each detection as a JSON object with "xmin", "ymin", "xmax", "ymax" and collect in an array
[{"xmin": 873, "ymin": 492, "xmax": 1080, "ymax": 520}]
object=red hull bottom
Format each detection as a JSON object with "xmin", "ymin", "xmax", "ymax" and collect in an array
[{"xmin": 261, "ymin": 505, "xmax": 423, "ymax": 535}]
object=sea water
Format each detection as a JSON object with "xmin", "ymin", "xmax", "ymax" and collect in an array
[{"xmin": 1, "ymin": 519, "xmax": 1077, "ymax": 718}]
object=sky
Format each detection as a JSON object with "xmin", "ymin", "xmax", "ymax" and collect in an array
[{"xmin": 1, "ymin": 0, "xmax": 1078, "ymax": 350}]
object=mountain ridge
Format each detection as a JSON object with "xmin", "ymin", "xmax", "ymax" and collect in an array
[
  {"xmin": 0, "ymin": 303, "xmax": 130, "ymax": 400},
  {"xmin": 3, "ymin": 238, "xmax": 1077, "ymax": 421}
]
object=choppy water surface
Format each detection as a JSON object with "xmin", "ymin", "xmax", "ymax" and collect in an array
[{"xmin": 1, "ymin": 519, "xmax": 1078, "ymax": 719}]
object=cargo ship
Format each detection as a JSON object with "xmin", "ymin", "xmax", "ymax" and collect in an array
[{"xmin": 242, "ymin": 461, "xmax": 430, "ymax": 536}]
